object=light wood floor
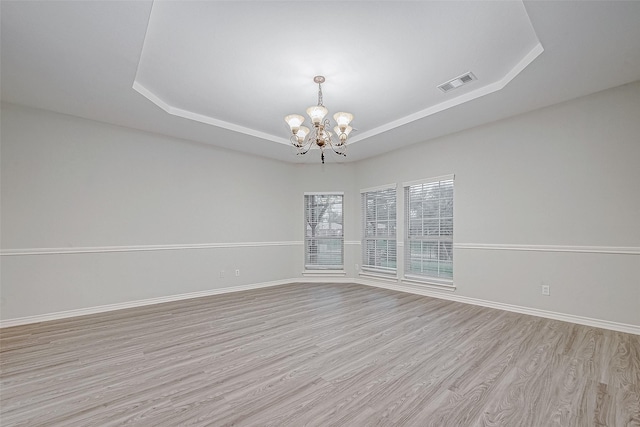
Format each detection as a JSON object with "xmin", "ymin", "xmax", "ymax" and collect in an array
[{"xmin": 1, "ymin": 283, "xmax": 639, "ymax": 426}]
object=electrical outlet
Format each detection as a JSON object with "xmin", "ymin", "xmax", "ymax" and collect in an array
[
  {"xmin": 541, "ymin": 284, "xmax": 550, "ymax": 296},
  {"xmin": 220, "ymin": 270, "xmax": 225, "ymax": 278},
  {"xmin": 235, "ymin": 269, "xmax": 240, "ymax": 277},
  {"xmin": 355, "ymin": 264, "xmax": 359, "ymax": 271}
]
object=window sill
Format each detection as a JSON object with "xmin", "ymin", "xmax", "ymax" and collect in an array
[
  {"xmin": 302, "ymin": 270, "xmax": 347, "ymax": 277},
  {"xmin": 359, "ymin": 271, "xmax": 398, "ymax": 283},
  {"xmin": 401, "ymin": 276, "xmax": 456, "ymax": 292}
]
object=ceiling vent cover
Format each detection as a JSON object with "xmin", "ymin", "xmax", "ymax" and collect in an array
[{"xmin": 438, "ymin": 72, "xmax": 477, "ymax": 93}]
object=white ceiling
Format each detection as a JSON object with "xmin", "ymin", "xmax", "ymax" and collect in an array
[{"xmin": 2, "ymin": 1, "xmax": 640, "ymax": 164}]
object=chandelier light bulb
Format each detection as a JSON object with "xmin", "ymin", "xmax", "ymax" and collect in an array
[
  {"xmin": 296, "ymin": 126, "xmax": 310, "ymax": 143},
  {"xmin": 334, "ymin": 125, "xmax": 352, "ymax": 142},
  {"xmin": 306, "ymin": 105, "xmax": 328, "ymax": 125},
  {"xmin": 284, "ymin": 114, "xmax": 305, "ymax": 134},
  {"xmin": 333, "ymin": 112, "xmax": 354, "ymax": 132}
]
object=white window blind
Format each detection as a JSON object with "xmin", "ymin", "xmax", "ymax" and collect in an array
[
  {"xmin": 404, "ymin": 177, "xmax": 454, "ymax": 282},
  {"xmin": 304, "ymin": 194, "xmax": 344, "ymax": 270},
  {"xmin": 361, "ymin": 186, "xmax": 397, "ymax": 274}
]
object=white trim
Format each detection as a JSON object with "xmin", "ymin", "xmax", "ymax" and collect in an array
[
  {"xmin": 359, "ymin": 271, "xmax": 398, "ymax": 282},
  {"xmin": 303, "ymin": 191, "xmax": 345, "ymax": 196},
  {"xmin": 0, "ymin": 279, "xmax": 291, "ymax": 329},
  {"xmin": 133, "ymin": 81, "xmax": 290, "ymax": 146},
  {"xmin": 401, "ymin": 276, "xmax": 456, "ymax": 291},
  {"xmin": 136, "ymin": 42, "xmax": 543, "ymax": 153},
  {"xmin": 0, "ymin": 241, "xmax": 303, "ymax": 257},
  {"xmin": 297, "ymin": 277, "xmax": 354, "ymax": 284},
  {"xmin": 360, "ymin": 183, "xmax": 397, "ymax": 194},
  {"xmin": 454, "ymin": 243, "xmax": 640, "ymax": 255},
  {"xmin": 361, "ymin": 265, "xmax": 397, "ymax": 274},
  {"xmin": 3, "ymin": 277, "xmax": 637, "ymax": 336},
  {"xmin": 348, "ymin": 43, "xmax": 544, "ymax": 146},
  {"xmin": 302, "ymin": 270, "xmax": 347, "ymax": 277},
  {"xmin": 344, "ymin": 240, "xmax": 361, "ymax": 246},
  {"xmin": 355, "ymin": 278, "xmax": 640, "ymax": 335},
  {"xmin": 402, "ymin": 174, "xmax": 455, "ymax": 188}
]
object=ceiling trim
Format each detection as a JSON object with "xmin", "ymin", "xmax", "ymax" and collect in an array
[
  {"xmin": 349, "ymin": 43, "xmax": 544, "ymax": 145},
  {"xmin": 132, "ymin": 80, "xmax": 290, "ymax": 145},
  {"xmin": 133, "ymin": 42, "xmax": 543, "ymax": 148}
]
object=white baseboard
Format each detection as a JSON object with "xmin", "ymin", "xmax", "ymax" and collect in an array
[
  {"xmin": 0, "ymin": 279, "xmax": 292, "ymax": 329},
  {"xmin": 354, "ymin": 278, "xmax": 640, "ymax": 336},
  {"xmin": 3, "ymin": 277, "xmax": 638, "ymax": 336},
  {"xmin": 296, "ymin": 276, "xmax": 353, "ymax": 284}
]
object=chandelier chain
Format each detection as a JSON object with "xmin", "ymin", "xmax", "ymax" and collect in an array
[{"xmin": 317, "ymin": 82, "xmax": 323, "ymax": 107}]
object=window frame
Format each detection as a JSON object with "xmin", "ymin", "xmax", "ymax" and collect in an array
[
  {"xmin": 360, "ymin": 184, "xmax": 397, "ymax": 276},
  {"xmin": 403, "ymin": 175, "xmax": 454, "ymax": 285},
  {"xmin": 303, "ymin": 192, "xmax": 344, "ymax": 271}
]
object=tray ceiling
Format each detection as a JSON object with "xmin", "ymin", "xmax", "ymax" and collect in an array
[
  {"xmin": 2, "ymin": 1, "xmax": 640, "ymax": 163},
  {"xmin": 133, "ymin": 1, "xmax": 542, "ymax": 146}
]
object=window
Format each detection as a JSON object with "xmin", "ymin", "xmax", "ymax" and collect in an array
[
  {"xmin": 404, "ymin": 176, "xmax": 454, "ymax": 283},
  {"xmin": 361, "ymin": 186, "xmax": 397, "ymax": 274},
  {"xmin": 304, "ymin": 193, "xmax": 343, "ymax": 270}
]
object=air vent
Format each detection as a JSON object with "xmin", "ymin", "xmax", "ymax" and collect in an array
[{"xmin": 438, "ymin": 72, "xmax": 477, "ymax": 93}]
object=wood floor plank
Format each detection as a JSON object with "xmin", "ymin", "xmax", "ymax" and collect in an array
[{"xmin": 1, "ymin": 282, "xmax": 639, "ymax": 426}]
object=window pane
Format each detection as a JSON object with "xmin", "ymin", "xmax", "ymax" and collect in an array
[
  {"xmin": 404, "ymin": 178, "xmax": 454, "ymax": 281},
  {"xmin": 424, "ymin": 219, "xmax": 439, "ymax": 236},
  {"xmin": 361, "ymin": 187, "xmax": 397, "ymax": 273},
  {"xmin": 409, "ymin": 219, "xmax": 422, "ymax": 236},
  {"xmin": 305, "ymin": 194, "xmax": 343, "ymax": 269},
  {"xmin": 440, "ymin": 218, "xmax": 453, "ymax": 236},
  {"xmin": 424, "ymin": 200, "xmax": 439, "ymax": 218},
  {"xmin": 440, "ymin": 198, "xmax": 454, "ymax": 218}
]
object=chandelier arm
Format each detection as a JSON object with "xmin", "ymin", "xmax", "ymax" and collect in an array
[
  {"xmin": 290, "ymin": 130, "xmax": 316, "ymax": 154},
  {"xmin": 296, "ymin": 136, "xmax": 314, "ymax": 155},
  {"xmin": 328, "ymin": 142, "xmax": 347, "ymax": 157},
  {"xmin": 322, "ymin": 118, "xmax": 347, "ymax": 154},
  {"xmin": 289, "ymin": 135, "xmax": 303, "ymax": 148},
  {"xmin": 297, "ymin": 147, "xmax": 312, "ymax": 156}
]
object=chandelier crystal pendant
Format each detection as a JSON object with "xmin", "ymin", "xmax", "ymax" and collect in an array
[{"xmin": 285, "ymin": 76, "xmax": 354, "ymax": 164}]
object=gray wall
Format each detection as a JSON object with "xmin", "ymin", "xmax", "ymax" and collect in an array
[
  {"xmin": 0, "ymin": 105, "xmax": 300, "ymax": 319},
  {"xmin": 355, "ymin": 81, "xmax": 640, "ymax": 326},
  {"xmin": 2, "ymin": 81, "xmax": 639, "ymax": 325}
]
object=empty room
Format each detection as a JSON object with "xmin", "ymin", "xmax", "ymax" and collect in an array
[{"xmin": 1, "ymin": 1, "xmax": 639, "ymax": 426}]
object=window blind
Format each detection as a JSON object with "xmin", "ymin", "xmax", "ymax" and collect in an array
[
  {"xmin": 404, "ymin": 177, "xmax": 454, "ymax": 281},
  {"xmin": 361, "ymin": 186, "xmax": 397, "ymax": 274},
  {"xmin": 304, "ymin": 194, "xmax": 344, "ymax": 270}
]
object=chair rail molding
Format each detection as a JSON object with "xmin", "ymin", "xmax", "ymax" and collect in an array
[
  {"xmin": 454, "ymin": 243, "xmax": 640, "ymax": 255},
  {"xmin": 0, "ymin": 241, "xmax": 304, "ymax": 256}
]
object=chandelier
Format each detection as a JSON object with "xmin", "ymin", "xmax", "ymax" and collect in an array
[{"xmin": 284, "ymin": 76, "xmax": 354, "ymax": 164}]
